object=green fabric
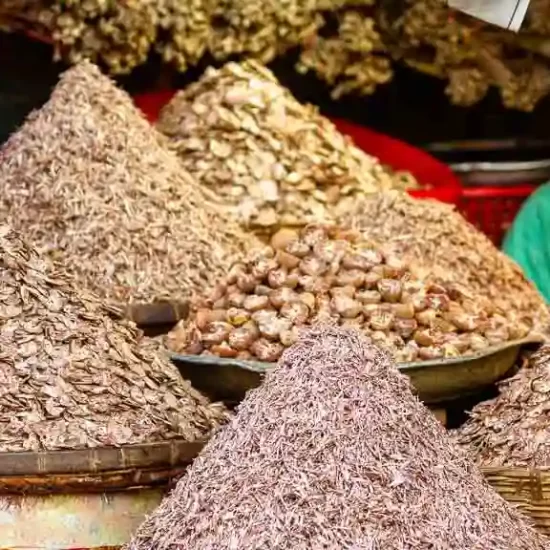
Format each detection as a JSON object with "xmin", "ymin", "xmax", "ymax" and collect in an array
[{"xmin": 503, "ymin": 183, "xmax": 550, "ymax": 303}]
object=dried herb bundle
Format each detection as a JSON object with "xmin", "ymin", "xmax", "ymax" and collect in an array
[
  {"xmin": 0, "ymin": 61, "xmax": 254, "ymax": 305},
  {"xmin": 455, "ymin": 346, "xmax": 550, "ymax": 467},
  {"xmin": 345, "ymin": 191, "xmax": 550, "ymax": 334},
  {"xmin": 168, "ymin": 225, "xmax": 530, "ymax": 363},
  {"xmin": 0, "ymin": 225, "xmax": 228, "ymax": 453},
  {"xmin": 126, "ymin": 326, "xmax": 548, "ymax": 550},
  {"xmin": 157, "ymin": 60, "xmax": 420, "ymax": 233}
]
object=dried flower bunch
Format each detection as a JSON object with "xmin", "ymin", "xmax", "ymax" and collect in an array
[
  {"xmin": 0, "ymin": 225, "xmax": 228, "ymax": 453},
  {"xmin": 126, "ymin": 327, "xmax": 549, "ymax": 550},
  {"xmin": 345, "ymin": 191, "xmax": 550, "ymax": 334},
  {"xmin": 0, "ymin": 61, "xmax": 255, "ymax": 306},
  {"xmin": 455, "ymin": 345, "xmax": 550, "ymax": 467},
  {"xmin": 382, "ymin": 0, "xmax": 550, "ymax": 111},
  {"xmin": 157, "ymin": 60, "xmax": 421, "ymax": 233},
  {"xmin": 168, "ymin": 225, "xmax": 529, "ymax": 363}
]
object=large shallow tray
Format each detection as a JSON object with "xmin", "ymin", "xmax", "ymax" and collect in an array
[{"xmin": 171, "ymin": 337, "xmax": 542, "ymax": 405}]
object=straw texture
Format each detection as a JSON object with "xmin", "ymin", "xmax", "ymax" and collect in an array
[{"xmin": 126, "ymin": 326, "xmax": 548, "ymax": 550}]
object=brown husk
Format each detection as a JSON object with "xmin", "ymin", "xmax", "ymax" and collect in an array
[
  {"xmin": 0, "ymin": 60, "xmax": 255, "ymax": 306},
  {"xmin": 344, "ymin": 190, "xmax": 550, "ymax": 333},
  {"xmin": 126, "ymin": 326, "xmax": 548, "ymax": 550},
  {"xmin": 156, "ymin": 60, "xmax": 421, "ymax": 234},
  {"xmin": 0, "ymin": 225, "xmax": 228, "ymax": 453},
  {"xmin": 455, "ymin": 345, "xmax": 550, "ymax": 468}
]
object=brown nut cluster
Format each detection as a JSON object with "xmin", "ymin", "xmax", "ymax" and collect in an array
[
  {"xmin": 157, "ymin": 60, "xmax": 421, "ymax": 234},
  {"xmin": 168, "ymin": 225, "xmax": 529, "ymax": 363}
]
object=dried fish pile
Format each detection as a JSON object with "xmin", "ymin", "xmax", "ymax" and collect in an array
[
  {"xmin": 0, "ymin": 61, "xmax": 255, "ymax": 305},
  {"xmin": 167, "ymin": 225, "xmax": 528, "ymax": 363},
  {"xmin": 0, "ymin": 225, "xmax": 228, "ymax": 453},
  {"xmin": 455, "ymin": 346, "xmax": 550, "ymax": 468},
  {"xmin": 126, "ymin": 327, "xmax": 549, "ymax": 550},
  {"xmin": 157, "ymin": 60, "xmax": 420, "ymax": 233},
  {"xmin": 345, "ymin": 191, "xmax": 550, "ymax": 334}
]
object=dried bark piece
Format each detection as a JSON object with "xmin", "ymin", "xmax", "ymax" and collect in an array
[
  {"xmin": 126, "ymin": 327, "xmax": 549, "ymax": 550},
  {"xmin": 0, "ymin": 61, "xmax": 256, "ymax": 305},
  {"xmin": 0, "ymin": 225, "xmax": 228, "ymax": 453}
]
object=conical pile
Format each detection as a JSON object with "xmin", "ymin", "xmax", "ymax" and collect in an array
[
  {"xmin": 456, "ymin": 346, "xmax": 550, "ymax": 467},
  {"xmin": 0, "ymin": 61, "xmax": 254, "ymax": 305},
  {"xmin": 345, "ymin": 191, "xmax": 550, "ymax": 333},
  {"xmin": 126, "ymin": 326, "xmax": 548, "ymax": 550},
  {"xmin": 0, "ymin": 225, "xmax": 228, "ymax": 453},
  {"xmin": 156, "ymin": 60, "xmax": 420, "ymax": 234}
]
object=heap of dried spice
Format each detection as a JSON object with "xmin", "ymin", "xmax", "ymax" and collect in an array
[
  {"xmin": 156, "ymin": 60, "xmax": 420, "ymax": 234},
  {"xmin": 345, "ymin": 191, "xmax": 550, "ymax": 334},
  {"xmin": 168, "ymin": 225, "xmax": 530, "ymax": 363},
  {"xmin": 126, "ymin": 327, "xmax": 549, "ymax": 550},
  {"xmin": 0, "ymin": 225, "xmax": 228, "ymax": 453},
  {"xmin": 0, "ymin": 61, "xmax": 254, "ymax": 306},
  {"xmin": 455, "ymin": 345, "xmax": 550, "ymax": 467}
]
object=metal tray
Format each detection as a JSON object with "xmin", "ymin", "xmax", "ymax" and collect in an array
[{"xmin": 171, "ymin": 337, "xmax": 543, "ymax": 406}]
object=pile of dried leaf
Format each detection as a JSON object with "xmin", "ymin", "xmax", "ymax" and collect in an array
[
  {"xmin": 156, "ymin": 60, "xmax": 421, "ymax": 234},
  {"xmin": 0, "ymin": 61, "xmax": 255, "ymax": 306},
  {"xmin": 345, "ymin": 191, "xmax": 550, "ymax": 334},
  {"xmin": 0, "ymin": 225, "xmax": 228, "ymax": 453},
  {"xmin": 168, "ymin": 225, "xmax": 531, "ymax": 363},
  {"xmin": 126, "ymin": 326, "xmax": 549, "ymax": 550},
  {"xmin": 455, "ymin": 345, "xmax": 550, "ymax": 467}
]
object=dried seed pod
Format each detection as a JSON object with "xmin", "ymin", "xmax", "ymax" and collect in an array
[
  {"xmin": 418, "ymin": 346, "xmax": 445, "ymax": 361},
  {"xmin": 411, "ymin": 294, "xmax": 428, "ymax": 312},
  {"xmin": 226, "ymin": 307, "xmax": 250, "ymax": 326},
  {"xmin": 383, "ymin": 256, "xmax": 407, "ymax": 278},
  {"xmin": 393, "ymin": 318, "xmax": 418, "ymax": 338},
  {"xmin": 425, "ymin": 293, "xmax": 450, "ymax": 312},
  {"xmin": 267, "ymin": 268, "xmax": 288, "ymax": 289},
  {"xmin": 398, "ymin": 341, "xmax": 420, "ymax": 362},
  {"xmin": 243, "ymin": 295, "xmax": 270, "ymax": 312},
  {"xmin": 331, "ymin": 295, "xmax": 362, "ymax": 318},
  {"xmin": 356, "ymin": 290, "xmax": 382, "ymax": 305},
  {"xmin": 330, "ymin": 286, "xmax": 356, "ymax": 299},
  {"xmin": 276, "ymin": 250, "xmax": 301, "ymax": 270},
  {"xmin": 467, "ymin": 333, "xmax": 489, "ymax": 351},
  {"xmin": 252, "ymin": 258, "xmax": 278, "ymax": 280},
  {"xmin": 269, "ymin": 287, "xmax": 298, "ymax": 310},
  {"xmin": 258, "ymin": 316, "xmax": 293, "ymax": 340},
  {"xmin": 441, "ymin": 343, "xmax": 460, "ymax": 358},
  {"xmin": 280, "ymin": 327, "xmax": 300, "ymax": 347},
  {"xmin": 508, "ymin": 322, "xmax": 531, "ymax": 340},
  {"xmin": 227, "ymin": 263, "xmax": 247, "ymax": 284},
  {"xmin": 313, "ymin": 239, "xmax": 348, "ymax": 264},
  {"xmin": 446, "ymin": 311, "xmax": 479, "ymax": 332},
  {"xmin": 370, "ymin": 311, "xmax": 394, "ymax": 331},
  {"xmin": 363, "ymin": 270, "xmax": 383, "ymax": 289},
  {"xmin": 254, "ymin": 285, "xmax": 272, "ymax": 297},
  {"xmin": 484, "ymin": 327, "xmax": 509, "ymax": 345},
  {"xmin": 393, "ymin": 303, "xmax": 416, "ymax": 319},
  {"xmin": 416, "ymin": 309, "xmax": 438, "ymax": 326},
  {"xmin": 299, "ymin": 256, "xmax": 328, "ymax": 277},
  {"xmin": 211, "ymin": 341, "xmax": 238, "ymax": 358},
  {"xmin": 286, "ymin": 240, "xmax": 310, "ymax": 258},
  {"xmin": 228, "ymin": 327, "xmax": 257, "ymax": 351},
  {"xmin": 201, "ymin": 321, "xmax": 232, "ymax": 346},
  {"xmin": 250, "ymin": 338, "xmax": 284, "ymax": 362},
  {"xmin": 302, "ymin": 226, "xmax": 329, "ymax": 247},
  {"xmin": 271, "ymin": 228, "xmax": 299, "ymax": 251},
  {"xmin": 342, "ymin": 252, "xmax": 375, "ymax": 271},
  {"xmin": 237, "ymin": 273, "xmax": 257, "ymax": 293},
  {"xmin": 280, "ymin": 301, "xmax": 310, "ymax": 325},
  {"xmin": 299, "ymin": 292, "xmax": 316, "ymax": 311},
  {"xmin": 196, "ymin": 308, "xmax": 216, "ymax": 330},
  {"xmin": 299, "ymin": 275, "xmax": 332, "ymax": 294},
  {"xmin": 336, "ymin": 269, "xmax": 365, "ymax": 288},
  {"xmin": 414, "ymin": 329, "xmax": 440, "ymax": 347},
  {"xmin": 377, "ymin": 279, "xmax": 402, "ymax": 303}
]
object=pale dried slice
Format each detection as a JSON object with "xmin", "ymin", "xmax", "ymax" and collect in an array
[
  {"xmin": 157, "ymin": 59, "xmax": 421, "ymax": 233},
  {"xmin": 0, "ymin": 61, "xmax": 255, "ymax": 306},
  {"xmin": 126, "ymin": 327, "xmax": 549, "ymax": 550},
  {"xmin": 0, "ymin": 225, "xmax": 228, "ymax": 453}
]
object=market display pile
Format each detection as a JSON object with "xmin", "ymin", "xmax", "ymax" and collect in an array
[
  {"xmin": 455, "ymin": 345, "xmax": 550, "ymax": 467},
  {"xmin": 0, "ymin": 61, "xmax": 254, "ymax": 306},
  {"xmin": 126, "ymin": 327, "xmax": 549, "ymax": 550},
  {"xmin": 344, "ymin": 191, "xmax": 550, "ymax": 335},
  {"xmin": 157, "ymin": 60, "xmax": 420, "ymax": 233},
  {"xmin": 168, "ymin": 224, "xmax": 533, "ymax": 363},
  {"xmin": 3, "ymin": 0, "xmax": 550, "ymax": 110},
  {"xmin": 0, "ymin": 225, "xmax": 227, "ymax": 453}
]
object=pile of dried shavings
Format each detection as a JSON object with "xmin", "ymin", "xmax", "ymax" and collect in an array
[
  {"xmin": 345, "ymin": 190, "xmax": 550, "ymax": 334},
  {"xmin": 456, "ymin": 345, "xmax": 550, "ymax": 468},
  {"xmin": 0, "ymin": 225, "xmax": 228, "ymax": 453},
  {"xmin": 125, "ymin": 326, "xmax": 548, "ymax": 550},
  {"xmin": 0, "ymin": 60, "xmax": 255, "ymax": 306}
]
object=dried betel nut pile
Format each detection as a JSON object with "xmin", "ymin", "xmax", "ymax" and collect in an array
[{"xmin": 168, "ymin": 225, "xmax": 530, "ymax": 363}]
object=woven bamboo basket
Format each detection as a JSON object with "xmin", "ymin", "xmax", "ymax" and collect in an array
[{"xmin": 483, "ymin": 467, "xmax": 550, "ymax": 535}]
